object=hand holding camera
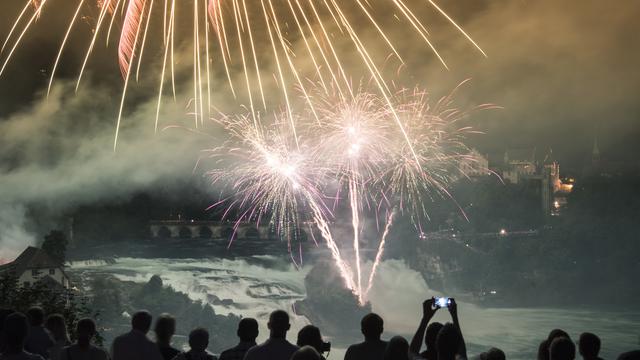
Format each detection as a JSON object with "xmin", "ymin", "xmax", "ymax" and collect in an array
[{"xmin": 433, "ymin": 297, "xmax": 458, "ymax": 318}]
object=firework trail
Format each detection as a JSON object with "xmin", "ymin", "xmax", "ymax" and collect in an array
[
  {"xmin": 204, "ymin": 112, "xmax": 357, "ymax": 289},
  {"xmin": 206, "ymin": 83, "xmax": 495, "ymax": 304},
  {"xmin": 1, "ymin": 0, "xmax": 486, "ymax": 149},
  {"xmin": 119, "ymin": 0, "xmax": 146, "ymax": 78}
]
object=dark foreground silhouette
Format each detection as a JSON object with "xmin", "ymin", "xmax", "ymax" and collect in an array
[{"xmin": 1, "ymin": 298, "xmax": 639, "ymax": 360}]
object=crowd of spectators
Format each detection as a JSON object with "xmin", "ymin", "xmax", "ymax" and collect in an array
[{"xmin": 1, "ymin": 298, "xmax": 638, "ymax": 360}]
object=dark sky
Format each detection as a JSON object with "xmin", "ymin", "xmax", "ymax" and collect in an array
[
  {"xmin": 0, "ymin": 0, "xmax": 639, "ymax": 254},
  {"xmin": 1, "ymin": 0, "xmax": 638, "ymax": 168}
]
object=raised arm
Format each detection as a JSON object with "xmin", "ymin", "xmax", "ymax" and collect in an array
[
  {"xmin": 409, "ymin": 298, "xmax": 438, "ymax": 357},
  {"xmin": 448, "ymin": 299, "xmax": 467, "ymax": 360}
]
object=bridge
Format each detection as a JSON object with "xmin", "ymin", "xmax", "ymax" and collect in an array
[{"xmin": 149, "ymin": 220, "xmax": 273, "ymax": 240}]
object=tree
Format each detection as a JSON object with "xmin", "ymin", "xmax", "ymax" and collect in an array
[
  {"xmin": 42, "ymin": 230, "xmax": 68, "ymax": 264},
  {"xmin": 0, "ymin": 272, "xmax": 102, "ymax": 345}
]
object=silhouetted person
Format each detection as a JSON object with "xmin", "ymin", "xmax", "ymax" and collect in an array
[
  {"xmin": 219, "ymin": 318, "xmax": 258, "ymax": 360},
  {"xmin": 409, "ymin": 299, "xmax": 443, "ymax": 360},
  {"xmin": 617, "ymin": 351, "xmax": 640, "ymax": 360},
  {"xmin": 431, "ymin": 299, "xmax": 466, "ymax": 360},
  {"xmin": 344, "ymin": 313, "xmax": 388, "ymax": 360},
  {"xmin": 548, "ymin": 330, "xmax": 571, "ymax": 344},
  {"xmin": 111, "ymin": 310, "xmax": 163, "ymax": 360},
  {"xmin": 290, "ymin": 346, "xmax": 322, "ymax": 360},
  {"xmin": 296, "ymin": 325, "xmax": 329, "ymax": 359},
  {"xmin": 45, "ymin": 314, "xmax": 70, "ymax": 360},
  {"xmin": 154, "ymin": 314, "xmax": 179, "ymax": 360},
  {"xmin": 479, "ymin": 348, "xmax": 506, "ymax": 360},
  {"xmin": 384, "ymin": 336, "xmax": 410, "ymax": 360},
  {"xmin": 578, "ymin": 333, "xmax": 602, "ymax": 360},
  {"xmin": 244, "ymin": 310, "xmax": 298, "ymax": 360},
  {"xmin": 25, "ymin": 307, "xmax": 54, "ymax": 359},
  {"xmin": 172, "ymin": 328, "xmax": 216, "ymax": 360},
  {"xmin": 60, "ymin": 318, "xmax": 109, "ymax": 360},
  {"xmin": 1, "ymin": 312, "xmax": 45, "ymax": 360},
  {"xmin": 1, "ymin": 308, "xmax": 15, "ymax": 355},
  {"xmin": 436, "ymin": 324, "xmax": 464, "ymax": 360},
  {"xmin": 549, "ymin": 337, "xmax": 575, "ymax": 360},
  {"xmin": 538, "ymin": 341, "xmax": 550, "ymax": 360},
  {"xmin": 540, "ymin": 329, "xmax": 570, "ymax": 360}
]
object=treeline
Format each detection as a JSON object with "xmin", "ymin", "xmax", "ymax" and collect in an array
[
  {"xmin": 87, "ymin": 273, "xmax": 240, "ymax": 352},
  {"xmin": 392, "ymin": 172, "xmax": 640, "ymax": 307}
]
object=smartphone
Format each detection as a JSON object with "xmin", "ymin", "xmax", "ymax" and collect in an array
[{"xmin": 435, "ymin": 297, "xmax": 452, "ymax": 308}]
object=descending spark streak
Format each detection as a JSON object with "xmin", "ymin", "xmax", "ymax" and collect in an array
[
  {"xmin": 364, "ymin": 210, "xmax": 395, "ymax": 297},
  {"xmin": 115, "ymin": 0, "xmax": 147, "ymax": 149},
  {"xmin": 76, "ymin": 0, "xmax": 115, "ymax": 91},
  {"xmin": 425, "ymin": 0, "xmax": 487, "ymax": 57},
  {"xmin": 0, "ymin": 0, "xmax": 48, "ymax": 77},
  {"xmin": 135, "ymin": 0, "xmax": 155, "ymax": 81},
  {"xmin": 307, "ymin": 198, "xmax": 357, "ymax": 291},
  {"xmin": 349, "ymin": 178, "xmax": 363, "ymax": 304},
  {"xmin": 119, "ymin": 0, "xmax": 146, "ymax": 78},
  {"xmin": 47, "ymin": 0, "xmax": 85, "ymax": 97},
  {"xmin": 1, "ymin": 1, "xmax": 33, "ymax": 54},
  {"xmin": 154, "ymin": 0, "xmax": 175, "ymax": 132},
  {"xmin": 260, "ymin": 0, "xmax": 298, "ymax": 147},
  {"xmin": 232, "ymin": 0, "xmax": 257, "ymax": 124},
  {"xmin": 31, "ymin": 0, "xmax": 44, "ymax": 18},
  {"xmin": 241, "ymin": 0, "xmax": 266, "ymax": 109}
]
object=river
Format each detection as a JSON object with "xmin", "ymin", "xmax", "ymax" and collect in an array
[{"xmin": 69, "ymin": 256, "xmax": 640, "ymax": 359}]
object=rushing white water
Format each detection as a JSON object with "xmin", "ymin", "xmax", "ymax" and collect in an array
[{"xmin": 70, "ymin": 257, "xmax": 640, "ymax": 359}]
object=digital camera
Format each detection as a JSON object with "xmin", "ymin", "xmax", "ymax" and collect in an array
[{"xmin": 321, "ymin": 341, "xmax": 331, "ymax": 353}]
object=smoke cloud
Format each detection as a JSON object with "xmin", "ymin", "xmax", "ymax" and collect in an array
[
  {"xmin": 1, "ymin": 0, "xmax": 639, "ymax": 258},
  {"xmin": 0, "ymin": 82, "xmax": 214, "ymax": 259}
]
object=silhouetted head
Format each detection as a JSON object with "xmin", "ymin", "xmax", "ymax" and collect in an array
[
  {"xmin": 154, "ymin": 313, "xmax": 176, "ymax": 345},
  {"xmin": 436, "ymin": 323, "xmax": 462, "ymax": 360},
  {"xmin": 0, "ymin": 309, "xmax": 14, "ymax": 331},
  {"xmin": 549, "ymin": 337, "xmax": 576, "ymax": 360},
  {"xmin": 538, "ymin": 340, "xmax": 551, "ymax": 360},
  {"xmin": 297, "ymin": 325, "xmax": 324, "ymax": 353},
  {"xmin": 26, "ymin": 306, "xmax": 45, "ymax": 326},
  {"xmin": 578, "ymin": 333, "xmax": 600, "ymax": 360},
  {"xmin": 291, "ymin": 346, "xmax": 322, "ymax": 360},
  {"xmin": 384, "ymin": 336, "xmax": 409, "ymax": 360},
  {"xmin": 0, "ymin": 308, "xmax": 14, "ymax": 330},
  {"xmin": 76, "ymin": 318, "xmax": 96, "ymax": 346},
  {"xmin": 188, "ymin": 328, "xmax": 209, "ymax": 352},
  {"xmin": 361, "ymin": 313, "xmax": 384, "ymax": 341},
  {"xmin": 268, "ymin": 310, "xmax": 290, "ymax": 338},
  {"xmin": 425, "ymin": 322, "xmax": 444, "ymax": 350},
  {"xmin": 0, "ymin": 308, "xmax": 14, "ymax": 350},
  {"xmin": 45, "ymin": 314, "xmax": 69, "ymax": 343},
  {"xmin": 480, "ymin": 348, "xmax": 506, "ymax": 360},
  {"xmin": 131, "ymin": 310, "xmax": 153, "ymax": 334},
  {"xmin": 547, "ymin": 329, "xmax": 571, "ymax": 343},
  {"xmin": 617, "ymin": 350, "xmax": 640, "ymax": 360},
  {"xmin": 237, "ymin": 318, "xmax": 259, "ymax": 342},
  {"xmin": 3, "ymin": 312, "xmax": 29, "ymax": 354}
]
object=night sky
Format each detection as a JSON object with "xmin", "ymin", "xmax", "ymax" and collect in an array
[{"xmin": 0, "ymin": 0, "xmax": 639, "ymax": 254}]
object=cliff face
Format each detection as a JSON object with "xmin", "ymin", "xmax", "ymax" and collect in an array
[{"xmin": 294, "ymin": 261, "xmax": 371, "ymax": 346}]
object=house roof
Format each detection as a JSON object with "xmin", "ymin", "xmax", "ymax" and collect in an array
[{"xmin": 0, "ymin": 246, "xmax": 65, "ymax": 277}]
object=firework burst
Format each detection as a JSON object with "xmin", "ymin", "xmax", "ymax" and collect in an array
[
  {"xmin": 206, "ymin": 83, "xmax": 495, "ymax": 304},
  {"xmin": 1, "ymin": 0, "xmax": 485, "ymax": 150}
]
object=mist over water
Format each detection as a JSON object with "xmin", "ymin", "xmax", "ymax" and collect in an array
[{"xmin": 70, "ymin": 256, "xmax": 640, "ymax": 359}]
